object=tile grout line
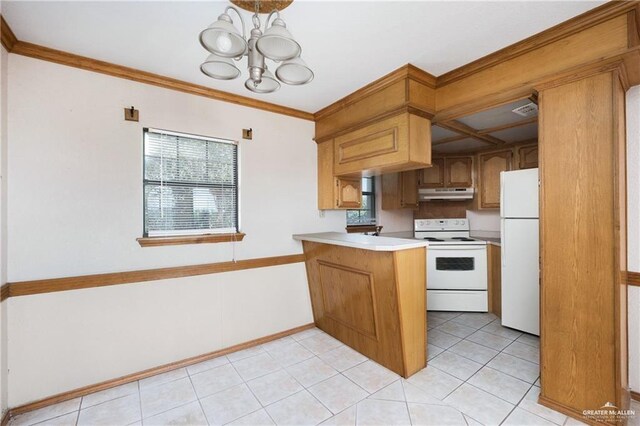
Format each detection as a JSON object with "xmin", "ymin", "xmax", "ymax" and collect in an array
[
  {"xmin": 136, "ymin": 380, "xmax": 143, "ymax": 425},
  {"xmin": 185, "ymin": 368, "xmax": 211, "ymax": 425}
]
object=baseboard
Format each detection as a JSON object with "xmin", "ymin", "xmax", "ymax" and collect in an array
[
  {"xmin": 538, "ymin": 395, "xmax": 619, "ymax": 426},
  {"xmin": 7, "ymin": 322, "xmax": 315, "ymax": 419},
  {"xmin": 631, "ymin": 390, "xmax": 640, "ymax": 402}
]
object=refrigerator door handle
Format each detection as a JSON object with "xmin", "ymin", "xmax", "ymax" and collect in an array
[
  {"xmin": 501, "ymin": 219, "xmax": 506, "ymax": 268},
  {"xmin": 500, "ymin": 172, "xmax": 505, "ymax": 218}
]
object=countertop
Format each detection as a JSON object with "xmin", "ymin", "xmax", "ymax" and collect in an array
[{"xmin": 293, "ymin": 232, "xmax": 429, "ymax": 251}]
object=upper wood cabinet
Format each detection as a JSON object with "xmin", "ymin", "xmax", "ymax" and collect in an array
[
  {"xmin": 445, "ymin": 157, "xmax": 473, "ymax": 187},
  {"xmin": 477, "ymin": 150, "xmax": 512, "ymax": 209},
  {"xmin": 333, "ymin": 112, "xmax": 431, "ymax": 177},
  {"xmin": 418, "ymin": 156, "xmax": 473, "ymax": 188},
  {"xmin": 317, "ymin": 139, "xmax": 362, "ymax": 210},
  {"xmin": 419, "ymin": 158, "xmax": 445, "ymax": 188},
  {"xmin": 518, "ymin": 145, "xmax": 539, "ymax": 169},
  {"xmin": 336, "ymin": 177, "xmax": 362, "ymax": 209},
  {"xmin": 381, "ymin": 170, "xmax": 419, "ymax": 210}
]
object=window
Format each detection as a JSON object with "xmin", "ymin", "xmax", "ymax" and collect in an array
[
  {"xmin": 346, "ymin": 177, "xmax": 376, "ymax": 225},
  {"xmin": 143, "ymin": 128, "xmax": 238, "ymax": 238}
]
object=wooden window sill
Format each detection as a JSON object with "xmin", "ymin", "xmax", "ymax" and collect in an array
[
  {"xmin": 137, "ymin": 233, "xmax": 245, "ymax": 247},
  {"xmin": 345, "ymin": 225, "xmax": 382, "ymax": 234}
]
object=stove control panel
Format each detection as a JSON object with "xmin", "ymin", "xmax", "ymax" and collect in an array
[{"xmin": 414, "ymin": 218, "xmax": 469, "ymax": 231}]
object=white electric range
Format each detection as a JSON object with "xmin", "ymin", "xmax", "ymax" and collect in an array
[{"xmin": 414, "ymin": 218, "xmax": 488, "ymax": 312}]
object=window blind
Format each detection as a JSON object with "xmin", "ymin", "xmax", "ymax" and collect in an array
[{"xmin": 143, "ymin": 128, "xmax": 238, "ymax": 237}]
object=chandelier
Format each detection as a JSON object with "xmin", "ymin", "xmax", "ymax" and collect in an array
[{"xmin": 199, "ymin": 1, "xmax": 313, "ymax": 94}]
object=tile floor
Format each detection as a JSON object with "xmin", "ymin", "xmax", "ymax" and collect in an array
[{"xmin": 9, "ymin": 312, "xmax": 640, "ymax": 426}]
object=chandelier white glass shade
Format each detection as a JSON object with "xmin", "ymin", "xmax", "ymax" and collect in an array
[{"xmin": 199, "ymin": 5, "xmax": 313, "ymax": 94}]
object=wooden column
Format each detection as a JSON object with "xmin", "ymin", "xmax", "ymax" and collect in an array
[{"xmin": 538, "ymin": 69, "xmax": 629, "ymax": 423}]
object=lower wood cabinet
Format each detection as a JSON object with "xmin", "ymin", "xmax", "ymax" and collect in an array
[
  {"xmin": 381, "ymin": 170, "xmax": 419, "ymax": 210},
  {"xmin": 477, "ymin": 150, "xmax": 513, "ymax": 209}
]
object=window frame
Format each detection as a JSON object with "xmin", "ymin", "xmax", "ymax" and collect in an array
[
  {"xmin": 346, "ymin": 177, "xmax": 377, "ymax": 226},
  {"xmin": 139, "ymin": 127, "xmax": 242, "ymax": 246}
]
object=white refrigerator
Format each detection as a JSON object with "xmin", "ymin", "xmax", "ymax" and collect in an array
[{"xmin": 500, "ymin": 168, "xmax": 539, "ymax": 336}]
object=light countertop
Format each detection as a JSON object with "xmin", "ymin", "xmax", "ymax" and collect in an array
[{"xmin": 293, "ymin": 232, "xmax": 429, "ymax": 251}]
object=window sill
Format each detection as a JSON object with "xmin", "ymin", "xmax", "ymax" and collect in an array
[
  {"xmin": 137, "ymin": 233, "xmax": 246, "ymax": 247},
  {"xmin": 345, "ymin": 225, "xmax": 382, "ymax": 234}
]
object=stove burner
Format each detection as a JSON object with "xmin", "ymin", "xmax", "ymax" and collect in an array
[
  {"xmin": 451, "ymin": 237, "xmax": 476, "ymax": 242},
  {"xmin": 423, "ymin": 237, "xmax": 444, "ymax": 242}
]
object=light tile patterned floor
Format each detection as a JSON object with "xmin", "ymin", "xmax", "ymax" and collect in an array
[{"xmin": 9, "ymin": 312, "xmax": 640, "ymax": 426}]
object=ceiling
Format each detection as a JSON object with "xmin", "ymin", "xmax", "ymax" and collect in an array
[
  {"xmin": 2, "ymin": 1, "xmax": 605, "ymax": 113},
  {"xmin": 432, "ymin": 98, "xmax": 538, "ymax": 154}
]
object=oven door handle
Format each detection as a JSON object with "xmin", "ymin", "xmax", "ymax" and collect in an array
[{"xmin": 428, "ymin": 246, "xmax": 487, "ymax": 251}]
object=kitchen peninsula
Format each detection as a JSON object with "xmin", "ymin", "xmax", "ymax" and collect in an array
[{"xmin": 293, "ymin": 232, "xmax": 428, "ymax": 378}]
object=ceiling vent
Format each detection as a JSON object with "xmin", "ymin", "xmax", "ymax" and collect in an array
[{"xmin": 512, "ymin": 102, "xmax": 538, "ymax": 117}]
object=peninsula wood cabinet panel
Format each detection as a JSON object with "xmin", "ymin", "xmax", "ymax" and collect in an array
[
  {"xmin": 333, "ymin": 112, "xmax": 431, "ymax": 177},
  {"xmin": 302, "ymin": 241, "xmax": 426, "ymax": 378},
  {"xmin": 381, "ymin": 170, "xmax": 419, "ymax": 210},
  {"xmin": 538, "ymin": 71, "xmax": 628, "ymax": 420},
  {"xmin": 477, "ymin": 150, "xmax": 512, "ymax": 209},
  {"xmin": 317, "ymin": 139, "xmax": 362, "ymax": 210},
  {"xmin": 419, "ymin": 157, "xmax": 445, "ymax": 188}
]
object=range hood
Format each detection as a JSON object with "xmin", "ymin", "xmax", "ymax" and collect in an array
[{"xmin": 419, "ymin": 188, "xmax": 475, "ymax": 201}]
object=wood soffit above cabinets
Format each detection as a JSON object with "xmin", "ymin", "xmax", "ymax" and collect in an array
[
  {"xmin": 0, "ymin": 254, "xmax": 305, "ymax": 301},
  {"xmin": 2, "ymin": 1, "xmax": 639, "ymax": 124}
]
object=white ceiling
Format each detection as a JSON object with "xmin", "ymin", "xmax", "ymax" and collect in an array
[{"xmin": 2, "ymin": 0, "xmax": 605, "ymax": 113}]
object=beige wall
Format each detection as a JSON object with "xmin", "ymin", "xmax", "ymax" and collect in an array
[{"xmin": 4, "ymin": 54, "xmax": 345, "ymax": 406}]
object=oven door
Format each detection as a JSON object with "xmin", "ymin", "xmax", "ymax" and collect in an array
[{"xmin": 427, "ymin": 245, "xmax": 487, "ymax": 290}]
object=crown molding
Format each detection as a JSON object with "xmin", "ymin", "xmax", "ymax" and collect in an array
[{"xmin": 0, "ymin": 15, "xmax": 314, "ymax": 121}]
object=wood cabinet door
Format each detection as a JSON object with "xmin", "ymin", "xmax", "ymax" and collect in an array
[
  {"xmin": 420, "ymin": 158, "xmax": 444, "ymax": 188},
  {"xmin": 334, "ymin": 114, "xmax": 407, "ymax": 176},
  {"xmin": 336, "ymin": 177, "xmax": 362, "ymax": 209},
  {"xmin": 479, "ymin": 150, "xmax": 512, "ymax": 209},
  {"xmin": 518, "ymin": 145, "xmax": 539, "ymax": 169},
  {"xmin": 445, "ymin": 157, "xmax": 473, "ymax": 187},
  {"xmin": 401, "ymin": 170, "xmax": 419, "ymax": 208}
]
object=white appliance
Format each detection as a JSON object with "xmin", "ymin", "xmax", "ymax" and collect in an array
[
  {"xmin": 500, "ymin": 168, "xmax": 540, "ymax": 336},
  {"xmin": 414, "ymin": 219, "xmax": 488, "ymax": 312},
  {"xmin": 418, "ymin": 188, "xmax": 474, "ymax": 201}
]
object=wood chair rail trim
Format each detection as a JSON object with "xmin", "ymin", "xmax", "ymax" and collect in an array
[
  {"xmin": 5, "ymin": 323, "xmax": 315, "ymax": 419},
  {"xmin": 629, "ymin": 271, "xmax": 640, "ymax": 286},
  {"xmin": 0, "ymin": 15, "xmax": 17, "ymax": 52},
  {"xmin": 0, "ymin": 253, "xmax": 306, "ymax": 301}
]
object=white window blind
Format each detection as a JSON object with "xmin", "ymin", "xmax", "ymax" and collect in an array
[{"xmin": 143, "ymin": 128, "xmax": 238, "ymax": 237}]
